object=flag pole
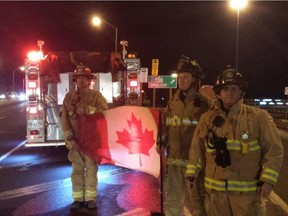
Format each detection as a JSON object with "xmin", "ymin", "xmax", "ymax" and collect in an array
[{"xmin": 151, "ymin": 109, "xmax": 165, "ymax": 216}]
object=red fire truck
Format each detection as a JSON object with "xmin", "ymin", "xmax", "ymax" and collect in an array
[{"xmin": 25, "ymin": 40, "xmax": 143, "ymax": 147}]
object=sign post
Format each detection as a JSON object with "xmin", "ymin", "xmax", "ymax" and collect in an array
[
  {"xmin": 284, "ymin": 87, "xmax": 288, "ymax": 96},
  {"xmin": 140, "ymin": 68, "xmax": 148, "ymax": 83},
  {"xmin": 285, "ymin": 87, "xmax": 288, "ymax": 119},
  {"xmin": 148, "ymin": 75, "xmax": 177, "ymax": 107},
  {"xmin": 151, "ymin": 59, "xmax": 159, "ymax": 107}
]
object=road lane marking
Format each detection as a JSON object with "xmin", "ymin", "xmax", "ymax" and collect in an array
[
  {"xmin": 0, "ymin": 178, "xmax": 71, "ymax": 200},
  {"xmin": 0, "ymin": 167, "xmax": 130, "ymax": 200},
  {"xmin": 0, "ymin": 140, "xmax": 26, "ymax": 162},
  {"xmin": 0, "ymin": 116, "xmax": 7, "ymax": 120},
  {"xmin": 0, "ymin": 156, "xmax": 67, "ymax": 169},
  {"xmin": 115, "ymin": 208, "xmax": 151, "ymax": 216}
]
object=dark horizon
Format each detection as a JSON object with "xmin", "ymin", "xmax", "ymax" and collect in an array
[{"xmin": 0, "ymin": 1, "xmax": 288, "ymax": 99}]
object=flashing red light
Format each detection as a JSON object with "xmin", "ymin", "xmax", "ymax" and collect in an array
[
  {"xmin": 30, "ymin": 130, "xmax": 39, "ymax": 135},
  {"xmin": 29, "ymin": 106, "xmax": 38, "ymax": 114},
  {"xmin": 27, "ymin": 51, "xmax": 43, "ymax": 61},
  {"xmin": 28, "ymin": 81, "xmax": 38, "ymax": 89},
  {"xmin": 129, "ymin": 80, "xmax": 138, "ymax": 87}
]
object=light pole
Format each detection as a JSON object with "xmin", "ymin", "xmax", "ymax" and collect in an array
[
  {"xmin": 12, "ymin": 66, "xmax": 25, "ymax": 92},
  {"xmin": 92, "ymin": 16, "xmax": 118, "ymax": 53},
  {"xmin": 230, "ymin": 0, "xmax": 248, "ymax": 71}
]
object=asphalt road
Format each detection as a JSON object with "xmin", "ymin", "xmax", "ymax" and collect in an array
[{"xmin": 0, "ymin": 100, "xmax": 287, "ymax": 216}]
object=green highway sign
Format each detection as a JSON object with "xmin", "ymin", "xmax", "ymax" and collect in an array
[{"xmin": 148, "ymin": 75, "xmax": 177, "ymax": 89}]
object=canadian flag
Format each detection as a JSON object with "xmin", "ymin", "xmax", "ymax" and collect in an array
[{"xmin": 77, "ymin": 106, "xmax": 160, "ymax": 177}]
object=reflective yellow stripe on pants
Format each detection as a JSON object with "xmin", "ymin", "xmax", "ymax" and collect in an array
[{"xmin": 73, "ymin": 191, "xmax": 84, "ymax": 200}]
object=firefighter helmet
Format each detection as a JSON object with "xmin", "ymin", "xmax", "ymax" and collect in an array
[
  {"xmin": 72, "ymin": 65, "xmax": 95, "ymax": 82},
  {"xmin": 176, "ymin": 55, "xmax": 205, "ymax": 79},
  {"xmin": 213, "ymin": 65, "xmax": 248, "ymax": 94}
]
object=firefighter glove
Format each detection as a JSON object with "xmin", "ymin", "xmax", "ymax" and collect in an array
[{"xmin": 257, "ymin": 182, "xmax": 273, "ymax": 197}]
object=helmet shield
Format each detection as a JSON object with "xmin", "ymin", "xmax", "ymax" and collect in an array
[
  {"xmin": 176, "ymin": 55, "xmax": 205, "ymax": 80},
  {"xmin": 72, "ymin": 65, "xmax": 95, "ymax": 82},
  {"xmin": 213, "ymin": 66, "xmax": 248, "ymax": 94}
]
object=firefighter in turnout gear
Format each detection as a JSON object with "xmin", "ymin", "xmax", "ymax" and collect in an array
[
  {"xmin": 61, "ymin": 65, "xmax": 108, "ymax": 210},
  {"xmin": 157, "ymin": 55, "xmax": 212, "ymax": 216},
  {"xmin": 186, "ymin": 65, "xmax": 284, "ymax": 216}
]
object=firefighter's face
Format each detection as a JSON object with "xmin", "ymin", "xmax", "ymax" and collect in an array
[
  {"xmin": 76, "ymin": 75, "xmax": 91, "ymax": 88},
  {"xmin": 217, "ymin": 84, "xmax": 243, "ymax": 109},
  {"xmin": 177, "ymin": 72, "xmax": 196, "ymax": 91}
]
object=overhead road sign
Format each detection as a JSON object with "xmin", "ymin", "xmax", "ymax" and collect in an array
[{"xmin": 148, "ymin": 75, "xmax": 177, "ymax": 89}]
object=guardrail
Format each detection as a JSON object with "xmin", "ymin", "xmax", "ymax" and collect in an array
[{"xmin": 244, "ymin": 98, "xmax": 288, "ymax": 120}]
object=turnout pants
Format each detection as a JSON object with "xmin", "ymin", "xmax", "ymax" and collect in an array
[
  {"xmin": 164, "ymin": 164, "xmax": 206, "ymax": 216},
  {"xmin": 68, "ymin": 149, "xmax": 98, "ymax": 202},
  {"xmin": 205, "ymin": 191, "xmax": 266, "ymax": 216}
]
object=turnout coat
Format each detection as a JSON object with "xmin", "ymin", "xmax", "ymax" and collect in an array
[{"xmin": 186, "ymin": 99, "xmax": 284, "ymax": 193}]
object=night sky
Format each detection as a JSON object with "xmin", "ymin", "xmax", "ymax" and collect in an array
[{"xmin": 1, "ymin": 1, "xmax": 288, "ymax": 99}]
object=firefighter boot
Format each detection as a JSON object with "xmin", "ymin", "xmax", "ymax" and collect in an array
[
  {"xmin": 86, "ymin": 200, "xmax": 97, "ymax": 209},
  {"xmin": 70, "ymin": 201, "xmax": 84, "ymax": 209}
]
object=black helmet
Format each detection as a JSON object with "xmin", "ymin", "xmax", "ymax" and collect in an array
[
  {"xmin": 176, "ymin": 55, "xmax": 205, "ymax": 79},
  {"xmin": 72, "ymin": 65, "xmax": 95, "ymax": 82},
  {"xmin": 213, "ymin": 65, "xmax": 248, "ymax": 94}
]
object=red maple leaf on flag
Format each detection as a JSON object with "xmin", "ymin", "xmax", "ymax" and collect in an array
[{"xmin": 116, "ymin": 112, "xmax": 155, "ymax": 166}]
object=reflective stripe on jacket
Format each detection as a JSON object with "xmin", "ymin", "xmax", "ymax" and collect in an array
[
  {"xmin": 164, "ymin": 88, "xmax": 211, "ymax": 161},
  {"xmin": 166, "ymin": 117, "xmax": 199, "ymax": 127},
  {"xmin": 204, "ymin": 177, "xmax": 258, "ymax": 192}
]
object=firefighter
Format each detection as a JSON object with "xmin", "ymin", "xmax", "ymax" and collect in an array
[
  {"xmin": 157, "ymin": 55, "xmax": 212, "ymax": 216},
  {"xmin": 61, "ymin": 65, "xmax": 108, "ymax": 210},
  {"xmin": 186, "ymin": 65, "xmax": 284, "ymax": 216}
]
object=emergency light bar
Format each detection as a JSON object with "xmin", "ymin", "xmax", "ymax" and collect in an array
[{"xmin": 27, "ymin": 51, "xmax": 43, "ymax": 61}]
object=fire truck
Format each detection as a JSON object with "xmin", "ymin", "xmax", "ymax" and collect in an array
[{"xmin": 25, "ymin": 40, "xmax": 143, "ymax": 147}]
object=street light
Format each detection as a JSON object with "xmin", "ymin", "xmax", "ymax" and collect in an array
[
  {"xmin": 170, "ymin": 72, "xmax": 178, "ymax": 100},
  {"xmin": 91, "ymin": 16, "xmax": 118, "ymax": 53},
  {"xmin": 230, "ymin": 0, "xmax": 248, "ymax": 71},
  {"xmin": 12, "ymin": 66, "xmax": 25, "ymax": 92}
]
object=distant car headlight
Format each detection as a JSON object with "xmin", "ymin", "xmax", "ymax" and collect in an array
[
  {"xmin": 0, "ymin": 94, "xmax": 5, "ymax": 99},
  {"xmin": 18, "ymin": 93, "xmax": 26, "ymax": 101}
]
